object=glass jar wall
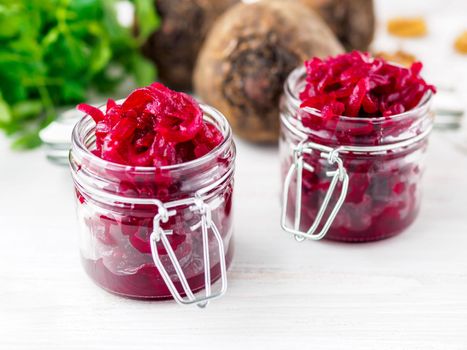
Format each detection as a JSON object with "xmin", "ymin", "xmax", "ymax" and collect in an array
[
  {"xmin": 280, "ymin": 67, "xmax": 434, "ymax": 242},
  {"xmin": 70, "ymin": 103, "xmax": 235, "ymax": 301}
]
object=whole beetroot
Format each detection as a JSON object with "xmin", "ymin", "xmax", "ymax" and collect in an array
[
  {"xmin": 298, "ymin": 0, "xmax": 375, "ymax": 51},
  {"xmin": 194, "ymin": 0, "xmax": 343, "ymax": 142},
  {"xmin": 142, "ymin": 0, "xmax": 238, "ymax": 91}
]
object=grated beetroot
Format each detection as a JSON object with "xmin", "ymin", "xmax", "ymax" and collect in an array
[
  {"xmin": 77, "ymin": 82, "xmax": 222, "ymax": 167},
  {"xmin": 73, "ymin": 83, "xmax": 234, "ymax": 299},
  {"xmin": 299, "ymin": 51, "xmax": 436, "ymax": 119}
]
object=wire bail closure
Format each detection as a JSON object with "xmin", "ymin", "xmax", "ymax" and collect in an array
[
  {"xmin": 279, "ymin": 109, "xmax": 432, "ymax": 243},
  {"xmin": 281, "ymin": 141, "xmax": 349, "ymax": 242},
  {"xmin": 150, "ymin": 197, "xmax": 227, "ymax": 308}
]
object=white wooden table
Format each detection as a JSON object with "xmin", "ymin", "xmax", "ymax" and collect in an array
[
  {"xmin": 1, "ymin": 130, "xmax": 467, "ymax": 349},
  {"xmin": 1, "ymin": 1, "xmax": 467, "ymax": 348}
]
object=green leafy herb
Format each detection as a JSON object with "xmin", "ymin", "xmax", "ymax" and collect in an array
[{"xmin": 0, "ymin": 0, "xmax": 159, "ymax": 149}]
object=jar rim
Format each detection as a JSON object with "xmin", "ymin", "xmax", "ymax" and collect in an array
[
  {"xmin": 284, "ymin": 65, "xmax": 434, "ymax": 123},
  {"xmin": 70, "ymin": 101, "xmax": 234, "ymax": 173}
]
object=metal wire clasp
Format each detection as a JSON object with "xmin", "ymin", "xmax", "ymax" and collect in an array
[
  {"xmin": 281, "ymin": 141, "xmax": 349, "ymax": 242},
  {"xmin": 149, "ymin": 197, "xmax": 227, "ymax": 308}
]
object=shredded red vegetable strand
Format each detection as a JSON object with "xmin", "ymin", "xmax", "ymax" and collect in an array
[
  {"xmin": 299, "ymin": 51, "xmax": 436, "ymax": 119},
  {"xmin": 77, "ymin": 83, "xmax": 223, "ymax": 167}
]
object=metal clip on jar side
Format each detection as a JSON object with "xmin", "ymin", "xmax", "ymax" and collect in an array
[
  {"xmin": 150, "ymin": 197, "xmax": 227, "ymax": 308},
  {"xmin": 280, "ymin": 126, "xmax": 433, "ymax": 242},
  {"xmin": 281, "ymin": 141, "xmax": 349, "ymax": 242}
]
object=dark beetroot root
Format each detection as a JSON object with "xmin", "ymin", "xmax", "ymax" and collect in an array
[
  {"xmin": 194, "ymin": 0, "xmax": 343, "ymax": 143},
  {"xmin": 299, "ymin": 0, "xmax": 375, "ymax": 51},
  {"xmin": 141, "ymin": 0, "xmax": 239, "ymax": 91}
]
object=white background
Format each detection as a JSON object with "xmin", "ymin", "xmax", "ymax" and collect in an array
[{"xmin": 1, "ymin": 0, "xmax": 467, "ymax": 349}]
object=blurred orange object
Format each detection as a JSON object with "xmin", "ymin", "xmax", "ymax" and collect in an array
[
  {"xmin": 454, "ymin": 31, "xmax": 467, "ymax": 54},
  {"xmin": 387, "ymin": 17, "xmax": 427, "ymax": 38},
  {"xmin": 375, "ymin": 50, "xmax": 417, "ymax": 67}
]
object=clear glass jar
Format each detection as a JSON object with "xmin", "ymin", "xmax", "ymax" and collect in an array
[
  {"xmin": 280, "ymin": 67, "xmax": 434, "ymax": 242},
  {"xmin": 69, "ymin": 103, "xmax": 235, "ymax": 306}
]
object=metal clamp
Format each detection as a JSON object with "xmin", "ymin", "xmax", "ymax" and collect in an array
[
  {"xmin": 281, "ymin": 141, "xmax": 349, "ymax": 242},
  {"xmin": 280, "ymin": 110, "xmax": 433, "ymax": 243},
  {"xmin": 150, "ymin": 197, "xmax": 227, "ymax": 308}
]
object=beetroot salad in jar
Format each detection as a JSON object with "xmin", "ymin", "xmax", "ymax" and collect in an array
[
  {"xmin": 69, "ymin": 83, "xmax": 235, "ymax": 307},
  {"xmin": 280, "ymin": 51, "xmax": 436, "ymax": 242}
]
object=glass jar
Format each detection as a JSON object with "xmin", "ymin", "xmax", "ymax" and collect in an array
[
  {"xmin": 280, "ymin": 67, "xmax": 434, "ymax": 242},
  {"xmin": 69, "ymin": 103, "xmax": 235, "ymax": 307}
]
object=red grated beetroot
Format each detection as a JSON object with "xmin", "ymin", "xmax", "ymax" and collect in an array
[
  {"xmin": 72, "ymin": 83, "xmax": 234, "ymax": 299},
  {"xmin": 77, "ymin": 82, "xmax": 222, "ymax": 167},
  {"xmin": 299, "ymin": 51, "xmax": 436, "ymax": 119}
]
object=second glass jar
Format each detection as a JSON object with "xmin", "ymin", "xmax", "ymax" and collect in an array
[{"xmin": 280, "ymin": 67, "xmax": 434, "ymax": 242}]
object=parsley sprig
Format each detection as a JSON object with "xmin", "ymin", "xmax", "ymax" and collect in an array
[{"xmin": 0, "ymin": 0, "xmax": 159, "ymax": 149}]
